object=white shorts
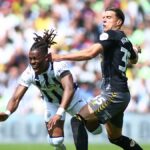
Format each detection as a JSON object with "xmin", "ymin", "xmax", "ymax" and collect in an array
[{"xmin": 44, "ymin": 88, "xmax": 89, "ymax": 122}]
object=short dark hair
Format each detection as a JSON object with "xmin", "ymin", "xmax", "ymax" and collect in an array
[
  {"xmin": 30, "ymin": 29, "xmax": 57, "ymax": 54},
  {"xmin": 105, "ymin": 7, "xmax": 125, "ymax": 25}
]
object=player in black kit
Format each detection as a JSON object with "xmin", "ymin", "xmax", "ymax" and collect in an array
[{"xmin": 50, "ymin": 8, "xmax": 143, "ymax": 150}]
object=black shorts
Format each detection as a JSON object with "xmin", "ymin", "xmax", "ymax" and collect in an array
[{"xmin": 89, "ymin": 91, "xmax": 130, "ymax": 128}]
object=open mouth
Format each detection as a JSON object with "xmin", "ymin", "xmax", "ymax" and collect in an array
[
  {"xmin": 32, "ymin": 66, "xmax": 39, "ymax": 72},
  {"xmin": 32, "ymin": 67, "xmax": 38, "ymax": 70},
  {"xmin": 33, "ymin": 67, "xmax": 38, "ymax": 69},
  {"xmin": 32, "ymin": 65, "xmax": 39, "ymax": 69}
]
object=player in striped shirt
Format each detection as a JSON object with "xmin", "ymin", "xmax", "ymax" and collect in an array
[{"xmin": 0, "ymin": 29, "xmax": 102, "ymax": 150}]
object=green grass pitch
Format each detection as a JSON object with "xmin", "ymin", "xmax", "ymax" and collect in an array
[{"xmin": 0, "ymin": 144, "xmax": 149, "ymax": 150}]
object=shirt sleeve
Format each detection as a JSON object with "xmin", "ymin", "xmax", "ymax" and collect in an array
[
  {"xmin": 54, "ymin": 61, "xmax": 71, "ymax": 79},
  {"xmin": 129, "ymin": 42, "xmax": 137, "ymax": 60},
  {"xmin": 99, "ymin": 31, "xmax": 115, "ymax": 50},
  {"xmin": 18, "ymin": 66, "xmax": 33, "ymax": 87}
]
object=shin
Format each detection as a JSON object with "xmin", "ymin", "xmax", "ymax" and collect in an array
[{"xmin": 71, "ymin": 114, "xmax": 88, "ymax": 150}]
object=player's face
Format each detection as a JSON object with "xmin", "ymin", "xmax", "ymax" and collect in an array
[
  {"xmin": 102, "ymin": 10, "xmax": 121, "ymax": 31},
  {"xmin": 29, "ymin": 50, "xmax": 49, "ymax": 75}
]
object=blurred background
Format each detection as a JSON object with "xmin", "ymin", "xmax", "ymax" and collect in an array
[{"xmin": 0, "ymin": 0, "xmax": 150, "ymax": 148}]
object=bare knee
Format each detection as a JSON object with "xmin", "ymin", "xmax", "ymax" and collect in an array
[{"xmin": 45, "ymin": 120, "xmax": 64, "ymax": 136}]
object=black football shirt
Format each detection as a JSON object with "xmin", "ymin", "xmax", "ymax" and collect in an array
[{"xmin": 98, "ymin": 30, "xmax": 137, "ymax": 92}]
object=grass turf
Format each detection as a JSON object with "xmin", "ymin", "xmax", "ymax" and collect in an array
[{"xmin": 0, "ymin": 144, "xmax": 149, "ymax": 150}]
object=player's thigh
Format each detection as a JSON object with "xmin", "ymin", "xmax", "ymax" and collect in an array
[
  {"xmin": 68, "ymin": 96, "xmax": 100, "ymax": 131},
  {"xmin": 88, "ymin": 92, "xmax": 130, "ymax": 124},
  {"xmin": 67, "ymin": 97, "xmax": 88, "ymax": 116},
  {"xmin": 67, "ymin": 86, "xmax": 93, "ymax": 116},
  {"xmin": 75, "ymin": 104, "xmax": 100, "ymax": 131},
  {"xmin": 105, "ymin": 121, "xmax": 122, "ymax": 139},
  {"xmin": 78, "ymin": 103, "xmax": 97, "ymax": 121}
]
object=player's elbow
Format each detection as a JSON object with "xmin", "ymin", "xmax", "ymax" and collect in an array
[{"xmin": 129, "ymin": 58, "xmax": 138, "ymax": 64}]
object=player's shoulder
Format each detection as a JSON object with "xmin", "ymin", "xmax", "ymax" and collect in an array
[
  {"xmin": 53, "ymin": 61, "xmax": 72, "ymax": 77},
  {"xmin": 22, "ymin": 65, "xmax": 34, "ymax": 76},
  {"xmin": 18, "ymin": 65, "xmax": 34, "ymax": 85},
  {"xmin": 53, "ymin": 61, "xmax": 70, "ymax": 69},
  {"xmin": 99, "ymin": 30, "xmax": 124, "ymax": 41},
  {"xmin": 20, "ymin": 65, "xmax": 36, "ymax": 82}
]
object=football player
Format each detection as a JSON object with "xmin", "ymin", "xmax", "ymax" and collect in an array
[
  {"xmin": 50, "ymin": 8, "xmax": 143, "ymax": 150},
  {"xmin": 0, "ymin": 29, "xmax": 102, "ymax": 150}
]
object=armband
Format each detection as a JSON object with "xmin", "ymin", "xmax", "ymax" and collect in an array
[{"xmin": 56, "ymin": 107, "xmax": 65, "ymax": 116}]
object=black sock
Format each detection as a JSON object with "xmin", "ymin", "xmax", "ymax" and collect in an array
[
  {"xmin": 109, "ymin": 135, "xmax": 143, "ymax": 150},
  {"xmin": 71, "ymin": 114, "xmax": 88, "ymax": 150}
]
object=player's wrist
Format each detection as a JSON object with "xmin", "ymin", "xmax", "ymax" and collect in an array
[
  {"xmin": 56, "ymin": 107, "xmax": 65, "ymax": 116},
  {"xmin": 5, "ymin": 110, "xmax": 11, "ymax": 116}
]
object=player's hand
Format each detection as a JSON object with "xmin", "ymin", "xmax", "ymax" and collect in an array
[
  {"xmin": 47, "ymin": 114, "xmax": 61, "ymax": 130},
  {"xmin": 133, "ymin": 45, "xmax": 141, "ymax": 53},
  {"xmin": 0, "ymin": 112, "xmax": 9, "ymax": 121}
]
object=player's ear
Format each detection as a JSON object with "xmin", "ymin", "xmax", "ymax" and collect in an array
[
  {"xmin": 45, "ymin": 53, "xmax": 51, "ymax": 62},
  {"xmin": 117, "ymin": 19, "xmax": 122, "ymax": 26}
]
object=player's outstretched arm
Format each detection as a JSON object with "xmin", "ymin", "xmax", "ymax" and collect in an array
[
  {"xmin": 0, "ymin": 85, "xmax": 28, "ymax": 121},
  {"xmin": 47, "ymin": 73, "xmax": 75, "ymax": 130},
  {"xmin": 49, "ymin": 43, "xmax": 103, "ymax": 62}
]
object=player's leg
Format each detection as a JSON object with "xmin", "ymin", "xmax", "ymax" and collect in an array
[
  {"xmin": 68, "ymin": 94, "xmax": 102, "ymax": 150},
  {"xmin": 71, "ymin": 114, "xmax": 88, "ymax": 150},
  {"xmin": 105, "ymin": 120, "xmax": 143, "ymax": 150},
  {"xmin": 70, "ymin": 103, "xmax": 98, "ymax": 150},
  {"xmin": 104, "ymin": 92, "xmax": 143, "ymax": 150},
  {"xmin": 44, "ymin": 102, "xmax": 66, "ymax": 150},
  {"xmin": 68, "ymin": 96, "xmax": 102, "ymax": 135},
  {"xmin": 85, "ymin": 117, "xmax": 102, "ymax": 135},
  {"xmin": 71, "ymin": 109, "xmax": 102, "ymax": 150},
  {"xmin": 46, "ymin": 121, "xmax": 66, "ymax": 150}
]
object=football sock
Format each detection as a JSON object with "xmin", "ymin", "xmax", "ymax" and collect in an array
[
  {"xmin": 109, "ymin": 135, "xmax": 143, "ymax": 150},
  {"xmin": 71, "ymin": 114, "xmax": 88, "ymax": 150}
]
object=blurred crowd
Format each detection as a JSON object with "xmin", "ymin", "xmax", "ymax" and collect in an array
[{"xmin": 0, "ymin": 0, "xmax": 150, "ymax": 115}]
